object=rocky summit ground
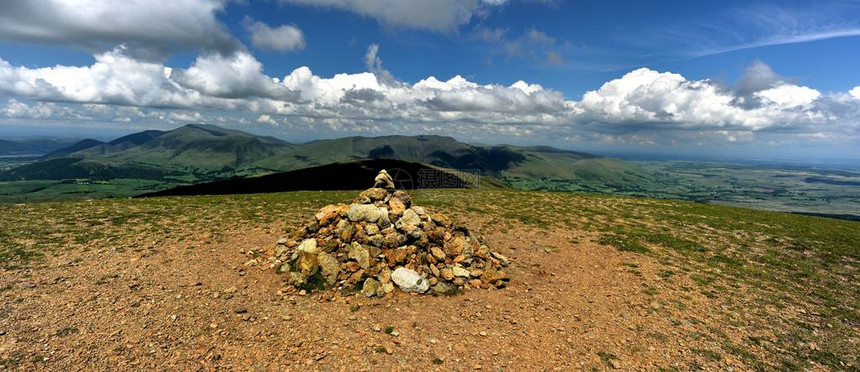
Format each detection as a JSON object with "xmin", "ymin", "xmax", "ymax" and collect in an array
[{"xmin": 1, "ymin": 189, "xmax": 858, "ymax": 370}]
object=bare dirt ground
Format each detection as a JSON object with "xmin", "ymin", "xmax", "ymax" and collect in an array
[{"xmin": 4, "ymin": 215, "xmax": 757, "ymax": 371}]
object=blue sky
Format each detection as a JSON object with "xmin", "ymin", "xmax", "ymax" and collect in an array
[{"xmin": 0, "ymin": 0, "xmax": 859, "ymax": 160}]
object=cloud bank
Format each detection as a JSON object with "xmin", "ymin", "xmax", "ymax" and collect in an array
[
  {"xmin": 1, "ymin": 44, "xmax": 857, "ymax": 146},
  {"xmin": 279, "ymin": 0, "xmax": 503, "ymax": 32}
]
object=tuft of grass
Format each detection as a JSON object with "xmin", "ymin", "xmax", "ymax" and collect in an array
[
  {"xmin": 296, "ymin": 271, "xmax": 327, "ymax": 292},
  {"xmin": 691, "ymin": 348, "xmax": 722, "ymax": 361},
  {"xmin": 56, "ymin": 327, "xmax": 79, "ymax": 337},
  {"xmin": 384, "ymin": 326, "xmax": 394, "ymax": 334},
  {"xmin": 596, "ymin": 351, "xmax": 618, "ymax": 367},
  {"xmin": 690, "ymin": 274, "xmax": 714, "ymax": 287}
]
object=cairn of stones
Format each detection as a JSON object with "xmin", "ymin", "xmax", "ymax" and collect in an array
[{"xmin": 273, "ymin": 170, "xmax": 510, "ymax": 297}]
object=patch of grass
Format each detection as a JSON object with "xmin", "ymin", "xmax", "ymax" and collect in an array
[
  {"xmin": 723, "ymin": 341, "xmax": 764, "ymax": 370},
  {"xmin": 691, "ymin": 348, "xmax": 722, "ymax": 361},
  {"xmin": 707, "ymin": 254, "xmax": 744, "ymax": 270},
  {"xmin": 384, "ymin": 326, "xmax": 394, "ymax": 334},
  {"xmin": 646, "ymin": 332, "xmax": 668, "ymax": 342},
  {"xmin": 501, "ymin": 211, "xmax": 549, "ymax": 227},
  {"xmin": 644, "ymin": 233, "xmax": 706, "ymax": 254},
  {"xmin": 349, "ymin": 305, "xmax": 361, "ymax": 312},
  {"xmin": 699, "ymin": 290, "xmax": 717, "ymax": 299},
  {"xmin": 296, "ymin": 271, "xmax": 327, "ymax": 292},
  {"xmin": 94, "ymin": 274, "xmax": 113, "ymax": 285},
  {"xmin": 690, "ymin": 274, "xmax": 714, "ymax": 287},
  {"xmin": 667, "ymin": 299, "xmax": 688, "ymax": 310},
  {"xmin": 56, "ymin": 327, "xmax": 79, "ymax": 337},
  {"xmin": 599, "ymin": 234, "xmax": 648, "ymax": 253},
  {"xmin": 806, "ymin": 350, "xmax": 844, "ymax": 368},
  {"xmin": 596, "ymin": 351, "xmax": 618, "ymax": 367},
  {"xmin": 0, "ymin": 351, "xmax": 24, "ymax": 369},
  {"xmin": 0, "ymin": 243, "xmax": 41, "ymax": 269},
  {"xmin": 660, "ymin": 270, "xmax": 675, "ymax": 278}
]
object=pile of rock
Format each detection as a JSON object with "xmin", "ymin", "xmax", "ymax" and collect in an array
[{"xmin": 272, "ymin": 170, "xmax": 509, "ymax": 297}]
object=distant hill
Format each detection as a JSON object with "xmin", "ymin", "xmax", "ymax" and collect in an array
[
  {"xmin": 0, "ymin": 124, "xmax": 660, "ymax": 194},
  {"xmin": 63, "ymin": 129, "xmax": 167, "ymax": 157},
  {"xmin": 252, "ymin": 135, "xmax": 524, "ymax": 173},
  {"xmin": 139, "ymin": 159, "xmax": 509, "ymax": 197},
  {"xmin": 1, "ymin": 124, "xmax": 298, "ymax": 181},
  {"xmin": 44, "ymin": 139, "xmax": 104, "ymax": 158},
  {"xmin": 252, "ymin": 135, "xmax": 614, "ymax": 181},
  {"xmin": 94, "ymin": 124, "xmax": 293, "ymax": 171},
  {"xmin": 0, "ymin": 138, "xmax": 79, "ymax": 156},
  {"xmin": 0, "ymin": 157, "xmax": 177, "ymax": 181},
  {"xmin": 107, "ymin": 129, "xmax": 166, "ymax": 147},
  {"xmin": 0, "ymin": 139, "xmax": 25, "ymax": 156}
]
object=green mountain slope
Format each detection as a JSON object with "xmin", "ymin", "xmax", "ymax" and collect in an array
[
  {"xmin": 66, "ymin": 129, "xmax": 167, "ymax": 157},
  {"xmin": 102, "ymin": 124, "xmax": 294, "ymax": 170},
  {"xmin": 0, "ymin": 157, "xmax": 175, "ymax": 181},
  {"xmin": 0, "ymin": 124, "xmax": 658, "ymax": 196},
  {"xmin": 44, "ymin": 139, "xmax": 104, "ymax": 158},
  {"xmin": 251, "ymin": 135, "xmax": 611, "ymax": 182},
  {"xmin": 252, "ymin": 135, "xmax": 490, "ymax": 170}
]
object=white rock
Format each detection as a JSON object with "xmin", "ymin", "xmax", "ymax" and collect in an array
[
  {"xmin": 395, "ymin": 209, "xmax": 420, "ymax": 230},
  {"xmin": 452, "ymin": 265, "xmax": 470, "ymax": 278},
  {"xmin": 347, "ymin": 203, "xmax": 386, "ymax": 222},
  {"xmin": 297, "ymin": 238, "xmax": 320, "ymax": 254},
  {"xmin": 391, "ymin": 267, "xmax": 429, "ymax": 293}
]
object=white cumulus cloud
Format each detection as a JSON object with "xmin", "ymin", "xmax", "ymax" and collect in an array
[
  {"xmin": 244, "ymin": 19, "xmax": 306, "ymax": 52},
  {"xmin": 851, "ymin": 86, "xmax": 860, "ymax": 100},
  {"xmin": 171, "ymin": 51, "xmax": 294, "ymax": 99},
  {"xmin": 0, "ymin": 0, "xmax": 239, "ymax": 58},
  {"xmin": 755, "ymin": 84, "xmax": 820, "ymax": 109}
]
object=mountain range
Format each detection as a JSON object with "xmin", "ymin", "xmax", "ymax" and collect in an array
[{"xmin": 0, "ymin": 124, "xmax": 659, "ymax": 193}]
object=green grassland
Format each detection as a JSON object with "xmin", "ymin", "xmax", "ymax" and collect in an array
[
  {"xmin": 503, "ymin": 160, "xmax": 860, "ymax": 219},
  {"xmin": 0, "ymin": 179, "xmax": 177, "ymax": 203},
  {"xmin": 1, "ymin": 189, "xmax": 857, "ymax": 368},
  {"xmin": 635, "ymin": 161, "xmax": 860, "ymax": 218}
]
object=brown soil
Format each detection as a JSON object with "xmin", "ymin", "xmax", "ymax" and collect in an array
[{"xmin": 2, "ymin": 213, "xmax": 773, "ymax": 371}]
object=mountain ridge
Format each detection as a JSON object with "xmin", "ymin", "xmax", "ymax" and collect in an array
[{"xmin": 0, "ymin": 124, "xmax": 658, "ymax": 194}]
